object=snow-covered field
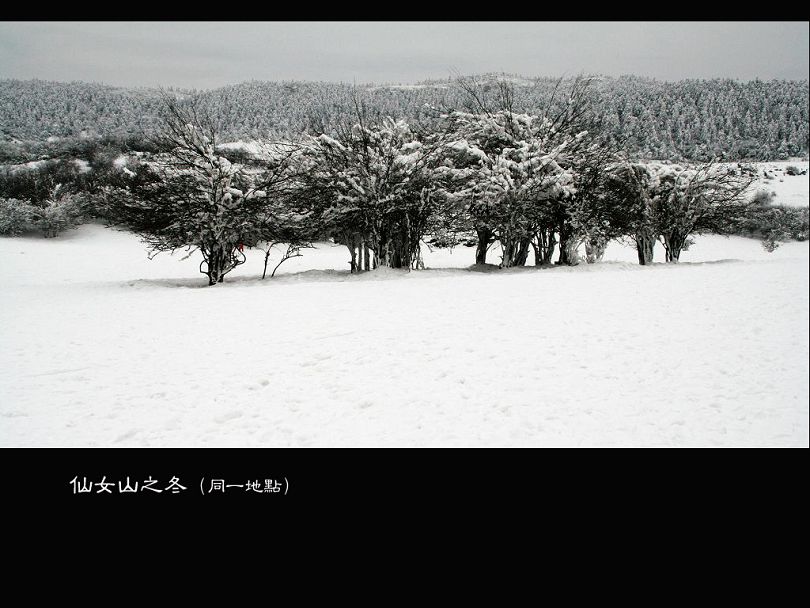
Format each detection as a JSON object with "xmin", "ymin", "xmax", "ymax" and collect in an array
[
  {"xmin": 1, "ymin": 224, "xmax": 807, "ymax": 446},
  {"xmin": 749, "ymin": 160, "xmax": 808, "ymax": 207}
]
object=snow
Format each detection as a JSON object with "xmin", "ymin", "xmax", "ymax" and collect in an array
[
  {"xmin": 368, "ymin": 83, "xmax": 451, "ymax": 91},
  {"xmin": 751, "ymin": 161, "xmax": 808, "ymax": 208},
  {"xmin": 1, "ymin": 223, "xmax": 807, "ymax": 446},
  {"xmin": 9, "ymin": 160, "xmax": 49, "ymax": 172},
  {"xmin": 637, "ymin": 161, "xmax": 808, "ymax": 208},
  {"xmin": 217, "ymin": 140, "xmax": 265, "ymax": 157}
]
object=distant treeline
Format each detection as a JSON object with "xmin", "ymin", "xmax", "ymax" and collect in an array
[{"xmin": 1, "ymin": 74, "xmax": 808, "ymax": 161}]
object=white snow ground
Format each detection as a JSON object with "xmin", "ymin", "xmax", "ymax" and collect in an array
[
  {"xmin": 749, "ymin": 161, "xmax": 808, "ymax": 208},
  {"xmin": 1, "ymin": 223, "xmax": 807, "ymax": 446}
]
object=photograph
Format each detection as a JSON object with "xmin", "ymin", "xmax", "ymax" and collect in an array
[{"xmin": 0, "ymin": 21, "xmax": 807, "ymax": 459}]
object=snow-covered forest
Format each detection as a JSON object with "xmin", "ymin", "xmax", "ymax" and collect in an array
[{"xmin": 1, "ymin": 74, "xmax": 808, "ymax": 161}]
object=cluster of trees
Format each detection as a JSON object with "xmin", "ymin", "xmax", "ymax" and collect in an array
[
  {"xmin": 591, "ymin": 76, "xmax": 809, "ymax": 160},
  {"xmin": 3, "ymin": 78, "xmax": 806, "ymax": 285},
  {"xmin": 0, "ymin": 79, "xmax": 165, "ymax": 141},
  {"xmin": 0, "ymin": 147, "xmax": 121, "ymax": 237},
  {"xmin": 600, "ymin": 161, "xmax": 766, "ymax": 263},
  {"xmin": 0, "ymin": 186, "xmax": 83, "ymax": 238},
  {"xmin": 64, "ymin": 80, "xmax": 780, "ymax": 286},
  {"xmin": 2, "ymin": 75, "xmax": 807, "ymax": 162}
]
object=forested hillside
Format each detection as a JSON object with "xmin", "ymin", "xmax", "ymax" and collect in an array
[{"xmin": 1, "ymin": 75, "xmax": 807, "ymax": 161}]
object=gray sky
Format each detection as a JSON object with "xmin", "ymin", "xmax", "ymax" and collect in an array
[{"xmin": 0, "ymin": 21, "xmax": 808, "ymax": 88}]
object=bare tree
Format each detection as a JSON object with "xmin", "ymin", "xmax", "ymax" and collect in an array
[{"xmin": 261, "ymin": 242, "xmax": 315, "ymax": 279}]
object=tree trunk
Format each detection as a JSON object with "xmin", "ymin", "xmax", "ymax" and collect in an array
[
  {"xmin": 558, "ymin": 240, "xmax": 579, "ymax": 265},
  {"xmin": 499, "ymin": 231, "xmax": 531, "ymax": 268},
  {"xmin": 203, "ymin": 244, "xmax": 232, "ymax": 285},
  {"xmin": 533, "ymin": 227, "xmax": 556, "ymax": 265},
  {"xmin": 390, "ymin": 247, "xmax": 402, "ymax": 268},
  {"xmin": 402, "ymin": 213, "xmax": 412, "ymax": 272},
  {"xmin": 371, "ymin": 214, "xmax": 425, "ymax": 270},
  {"xmin": 585, "ymin": 235, "xmax": 608, "ymax": 264},
  {"xmin": 262, "ymin": 245, "xmax": 272, "ymax": 280},
  {"xmin": 662, "ymin": 233, "xmax": 686, "ymax": 263},
  {"xmin": 413, "ymin": 243, "xmax": 425, "ymax": 270},
  {"xmin": 364, "ymin": 243, "xmax": 371, "ymax": 271},
  {"xmin": 517, "ymin": 238, "xmax": 530, "ymax": 266},
  {"xmin": 475, "ymin": 227, "xmax": 493, "ymax": 265},
  {"xmin": 349, "ymin": 247, "xmax": 357, "ymax": 273},
  {"xmin": 207, "ymin": 247, "xmax": 219, "ymax": 286},
  {"xmin": 502, "ymin": 240, "xmax": 516, "ymax": 267},
  {"xmin": 376, "ymin": 240, "xmax": 388, "ymax": 268},
  {"xmin": 500, "ymin": 237, "xmax": 515, "ymax": 268},
  {"xmin": 214, "ymin": 249, "xmax": 227, "ymax": 284},
  {"xmin": 635, "ymin": 232, "xmax": 655, "ymax": 265},
  {"xmin": 356, "ymin": 235, "xmax": 367, "ymax": 271},
  {"xmin": 375, "ymin": 229, "xmax": 411, "ymax": 269},
  {"xmin": 557, "ymin": 221, "xmax": 580, "ymax": 266}
]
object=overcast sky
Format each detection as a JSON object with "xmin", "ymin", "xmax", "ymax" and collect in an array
[{"xmin": 0, "ymin": 22, "xmax": 807, "ymax": 89}]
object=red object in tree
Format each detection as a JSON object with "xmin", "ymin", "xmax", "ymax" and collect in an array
[{"xmin": 237, "ymin": 243, "xmax": 244, "ymax": 252}]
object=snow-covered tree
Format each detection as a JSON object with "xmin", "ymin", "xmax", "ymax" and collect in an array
[
  {"xmin": 298, "ymin": 99, "xmax": 449, "ymax": 271},
  {"xmin": 602, "ymin": 162, "xmax": 660, "ymax": 265},
  {"xmin": 604, "ymin": 160, "xmax": 757, "ymax": 264},
  {"xmin": 0, "ymin": 198, "xmax": 32, "ymax": 235},
  {"xmin": 747, "ymin": 204, "xmax": 809, "ymax": 251},
  {"xmin": 28, "ymin": 185, "xmax": 83, "ymax": 238},
  {"xmin": 439, "ymin": 77, "xmax": 594, "ymax": 267},
  {"xmin": 533, "ymin": 130, "xmax": 624, "ymax": 267},
  {"xmin": 104, "ymin": 96, "xmax": 304, "ymax": 285},
  {"xmin": 442, "ymin": 111, "xmax": 579, "ymax": 266},
  {"xmin": 651, "ymin": 162, "xmax": 756, "ymax": 262}
]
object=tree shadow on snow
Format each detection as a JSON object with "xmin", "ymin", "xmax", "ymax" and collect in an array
[{"xmin": 118, "ymin": 258, "xmax": 753, "ymax": 289}]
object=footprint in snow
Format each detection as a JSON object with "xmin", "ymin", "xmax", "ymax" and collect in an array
[
  {"xmin": 114, "ymin": 429, "xmax": 139, "ymax": 443},
  {"xmin": 214, "ymin": 410, "xmax": 243, "ymax": 423}
]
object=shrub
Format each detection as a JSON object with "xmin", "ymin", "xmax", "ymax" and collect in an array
[
  {"xmin": 28, "ymin": 188, "xmax": 84, "ymax": 238},
  {"xmin": 750, "ymin": 189, "xmax": 775, "ymax": 206},
  {"xmin": 0, "ymin": 159, "xmax": 85, "ymax": 203},
  {"xmin": 0, "ymin": 198, "xmax": 33, "ymax": 235},
  {"xmin": 749, "ymin": 205, "xmax": 809, "ymax": 250}
]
